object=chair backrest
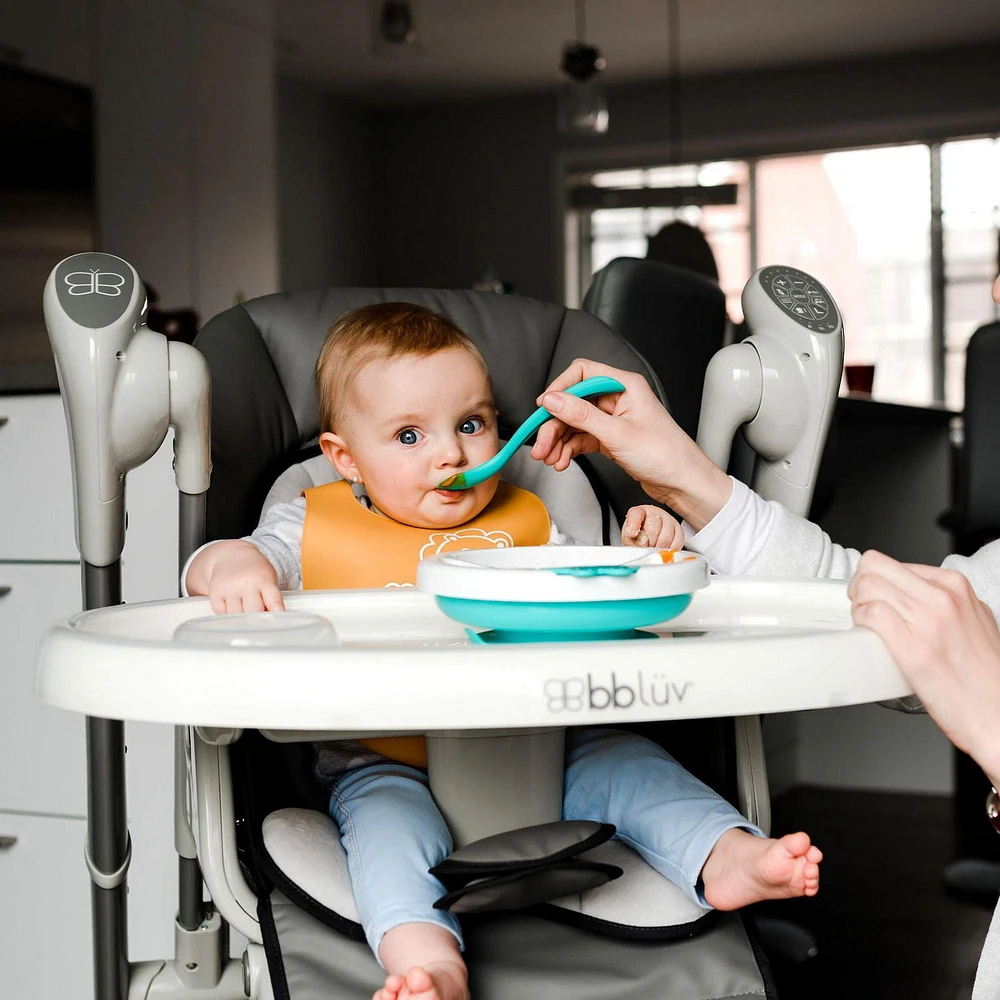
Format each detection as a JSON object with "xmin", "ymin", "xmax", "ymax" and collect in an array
[
  {"xmin": 583, "ymin": 258, "xmax": 727, "ymax": 440},
  {"xmin": 957, "ymin": 320, "xmax": 1000, "ymax": 540},
  {"xmin": 193, "ymin": 288, "xmax": 664, "ymax": 543}
]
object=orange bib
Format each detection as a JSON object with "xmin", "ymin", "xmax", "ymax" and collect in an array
[
  {"xmin": 301, "ymin": 479, "xmax": 551, "ymax": 767},
  {"xmin": 301, "ymin": 479, "xmax": 551, "ymax": 589}
]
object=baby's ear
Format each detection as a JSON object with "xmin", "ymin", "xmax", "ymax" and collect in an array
[{"xmin": 319, "ymin": 432, "xmax": 358, "ymax": 482}]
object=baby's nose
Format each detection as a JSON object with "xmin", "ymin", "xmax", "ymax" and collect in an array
[{"xmin": 436, "ymin": 436, "xmax": 467, "ymax": 467}]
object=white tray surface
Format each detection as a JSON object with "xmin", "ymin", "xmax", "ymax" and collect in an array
[{"xmin": 36, "ymin": 578, "xmax": 911, "ymax": 729}]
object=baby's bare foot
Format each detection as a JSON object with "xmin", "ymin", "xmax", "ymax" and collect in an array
[
  {"xmin": 701, "ymin": 829, "xmax": 822, "ymax": 911},
  {"xmin": 373, "ymin": 971, "xmax": 407, "ymax": 1000},
  {"xmin": 372, "ymin": 962, "xmax": 469, "ymax": 1000}
]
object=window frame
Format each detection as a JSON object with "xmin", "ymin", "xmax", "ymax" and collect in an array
[{"xmin": 562, "ymin": 132, "xmax": 1000, "ymax": 409}]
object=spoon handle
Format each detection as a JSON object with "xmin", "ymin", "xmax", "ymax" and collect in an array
[
  {"xmin": 439, "ymin": 375, "xmax": 624, "ymax": 489},
  {"xmin": 506, "ymin": 376, "xmax": 626, "ymax": 452}
]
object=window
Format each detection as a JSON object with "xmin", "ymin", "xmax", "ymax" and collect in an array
[
  {"xmin": 566, "ymin": 136, "xmax": 1000, "ymax": 410},
  {"xmin": 941, "ymin": 137, "xmax": 1000, "ymax": 409},
  {"xmin": 568, "ymin": 161, "xmax": 751, "ymax": 321},
  {"xmin": 756, "ymin": 145, "xmax": 932, "ymax": 406}
]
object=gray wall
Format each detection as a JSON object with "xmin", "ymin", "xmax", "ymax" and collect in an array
[
  {"xmin": 278, "ymin": 79, "xmax": 378, "ymax": 290},
  {"xmin": 372, "ymin": 43, "xmax": 1000, "ymax": 302},
  {"xmin": 373, "ymin": 94, "xmax": 557, "ymax": 300}
]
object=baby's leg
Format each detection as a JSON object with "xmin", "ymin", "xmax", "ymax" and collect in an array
[
  {"xmin": 563, "ymin": 729, "xmax": 820, "ymax": 910},
  {"xmin": 329, "ymin": 763, "xmax": 468, "ymax": 1000},
  {"xmin": 374, "ymin": 924, "xmax": 468, "ymax": 1000},
  {"xmin": 699, "ymin": 828, "xmax": 822, "ymax": 911}
]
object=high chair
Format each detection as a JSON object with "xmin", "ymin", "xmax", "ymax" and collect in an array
[
  {"xmin": 44, "ymin": 258, "xmax": 906, "ymax": 1000},
  {"xmin": 181, "ymin": 285, "xmax": 778, "ymax": 998}
]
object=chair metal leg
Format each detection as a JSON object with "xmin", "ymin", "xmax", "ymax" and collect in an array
[
  {"xmin": 86, "ymin": 715, "xmax": 130, "ymax": 1000},
  {"xmin": 83, "ymin": 562, "xmax": 130, "ymax": 1000}
]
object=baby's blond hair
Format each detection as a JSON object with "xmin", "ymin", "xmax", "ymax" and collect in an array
[{"xmin": 315, "ymin": 303, "xmax": 491, "ymax": 432}]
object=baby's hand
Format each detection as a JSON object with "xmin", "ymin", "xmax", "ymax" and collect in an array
[
  {"xmin": 621, "ymin": 505, "xmax": 684, "ymax": 550},
  {"xmin": 208, "ymin": 541, "xmax": 285, "ymax": 614},
  {"xmin": 187, "ymin": 539, "xmax": 285, "ymax": 614}
]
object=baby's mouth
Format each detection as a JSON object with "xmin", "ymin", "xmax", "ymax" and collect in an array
[{"xmin": 433, "ymin": 486, "xmax": 469, "ymax": 500}]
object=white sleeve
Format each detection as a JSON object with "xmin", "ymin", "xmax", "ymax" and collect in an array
[
  {"xmin": 180, "ymin": 498, "xmax": 306, "ymax": 595},
  {"xmin": 684, "ymin": 477, "xmax": 860, "ymax": 580},
  {"xmin": 942, "ymin": 538, "xmax": 1000, "ymax": 623}
]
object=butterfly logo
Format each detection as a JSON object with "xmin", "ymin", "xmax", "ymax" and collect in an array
[{"xmin": 64, "ymin": 269, "xmax": 126, "ymax": 297}]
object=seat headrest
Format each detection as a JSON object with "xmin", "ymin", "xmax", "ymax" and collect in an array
[{"xmin": 194, "ymin": 288, "xmax": 662, "ymax": 541}]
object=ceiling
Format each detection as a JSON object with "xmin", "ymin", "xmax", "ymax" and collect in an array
[{"xmin": 276, "ymin": 0, "xmax": 1000, "ymax": 103}]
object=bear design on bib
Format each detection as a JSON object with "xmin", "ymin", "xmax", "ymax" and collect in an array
[{"xmin": 418, "ymin": 528, "xmax": 514, "ymax": 560}]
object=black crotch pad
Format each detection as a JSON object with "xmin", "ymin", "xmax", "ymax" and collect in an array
[{"xmin": 430, "ymin": 820, "xmax": 621, "ymax": 914}]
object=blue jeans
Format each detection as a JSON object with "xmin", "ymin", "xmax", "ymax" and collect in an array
[{"xmin": 328, "ymin": 727, "xmax": 762, "ymax": 960}]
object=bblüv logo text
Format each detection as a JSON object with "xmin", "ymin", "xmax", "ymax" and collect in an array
[{"xmin": 544, "ymin": 673, "xmax": 692, "ymax": 713}]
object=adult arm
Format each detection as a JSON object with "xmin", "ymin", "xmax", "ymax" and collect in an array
[
  {"xmin": 532, "ymin": 359, "xmax": 854, "ymax": 573},
  {"xmin": 535, "ymin": 359, "xmax": 1000, "ymax": 598}
]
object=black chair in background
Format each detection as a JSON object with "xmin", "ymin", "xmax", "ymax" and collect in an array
[
  {"xmin": 939, "ymin": 319, "xmax": 1000, "ymax": 906},
  {"xmin": 583, "ymin": 258, "xmax": 727, "ymax": 441}
]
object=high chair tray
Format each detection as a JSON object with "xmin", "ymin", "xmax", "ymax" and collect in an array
[{"xmin": 36, "ymin": 577, "xmax": 910, "ymax": 729}]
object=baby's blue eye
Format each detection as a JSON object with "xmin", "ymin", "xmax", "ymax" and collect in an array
[
  {"xmin": 397, "ymin": 428, "xmax": 421, "ymax": 446},
  {"xmin": 460, "ymin": 417, "xmax": 484, "ymax": 435}
]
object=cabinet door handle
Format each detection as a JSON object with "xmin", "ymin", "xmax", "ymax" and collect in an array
[
  {"xmin": 0, "ymin": 586, "xmax": 10, "ymax": 599},
  {"xmin": 0, "ymin": 835, "xmax": 17, "ymax": 849}
]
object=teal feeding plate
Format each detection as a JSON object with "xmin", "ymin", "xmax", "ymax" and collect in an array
[
  {"xmin": 418, "ymin": 546, "xmax": 709, "ymax": 644},
  {"xmin": 436, "ymin": 593, "xmax": 694, "ymax": 643}
]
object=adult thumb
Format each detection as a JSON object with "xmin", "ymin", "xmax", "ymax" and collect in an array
[{"xmin": 540, "ymin": 391, "xmax": 617, "ymax": 440}]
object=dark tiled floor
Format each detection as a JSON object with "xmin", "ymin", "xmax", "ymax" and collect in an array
[{"xmin": 754, "ymin": 787, "xmax": 995, "ymax": 1000}]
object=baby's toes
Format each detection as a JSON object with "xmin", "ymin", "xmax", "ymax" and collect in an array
[
  {"xmin": 404, "ymin": 967, "xmax": 436, "ymax": 995},
  {"xmin": 779, "ymin": 831, "xmax": 811, "ymax": 858},
  {"xmin": 375, "ymin": 973, "xmax": 405, "ymax": 1000},
  {"xmin": 806, "ymin": 845, "xmax": 823, "ymax": 864},
  {"xmin": 803, "ymin": 864, "xmax": 820, "ymax": 895}
]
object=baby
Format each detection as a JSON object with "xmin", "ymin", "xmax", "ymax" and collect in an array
[{"xmin": 186, "ymin": 303, "xmax": 822, "ymax": 1000}]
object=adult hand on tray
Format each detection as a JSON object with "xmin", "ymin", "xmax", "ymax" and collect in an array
[
  {"xmin": 849, "ymin": 549, "xmax": 1000, "ymax": 788},
  {"xmin": 532, "ymin": 359, "xmax": 732, "ymax": 531}
]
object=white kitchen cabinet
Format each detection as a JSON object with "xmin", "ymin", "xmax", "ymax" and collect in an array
[
  {"xmin": 0, "ymin": 394, "xmax": 78, "ymax": 562},
  {"xmin": 0, "ymin": 811, "xmax": 93, "ymax": 1000},
  {"xmin": 0, "ymin": 562, "xmax": 86, "ymax": 816},
  {"xmin": 0, "ymin": 397, "xmax": 189, "ymax": 986}
]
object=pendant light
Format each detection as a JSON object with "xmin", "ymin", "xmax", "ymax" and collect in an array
[{"xmin": 558, "ymin": 0, "xmax": 608, "ymax": 136}]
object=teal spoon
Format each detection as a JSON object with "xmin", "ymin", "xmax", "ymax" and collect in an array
[{"xmin": 437, "ymin": 375, "xmax": 626, "ymax": 490}]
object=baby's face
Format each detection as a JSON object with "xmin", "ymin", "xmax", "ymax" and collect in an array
[{"xmin": 336, "ymin": 348, "xmax": 501, "ymax": 529}]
